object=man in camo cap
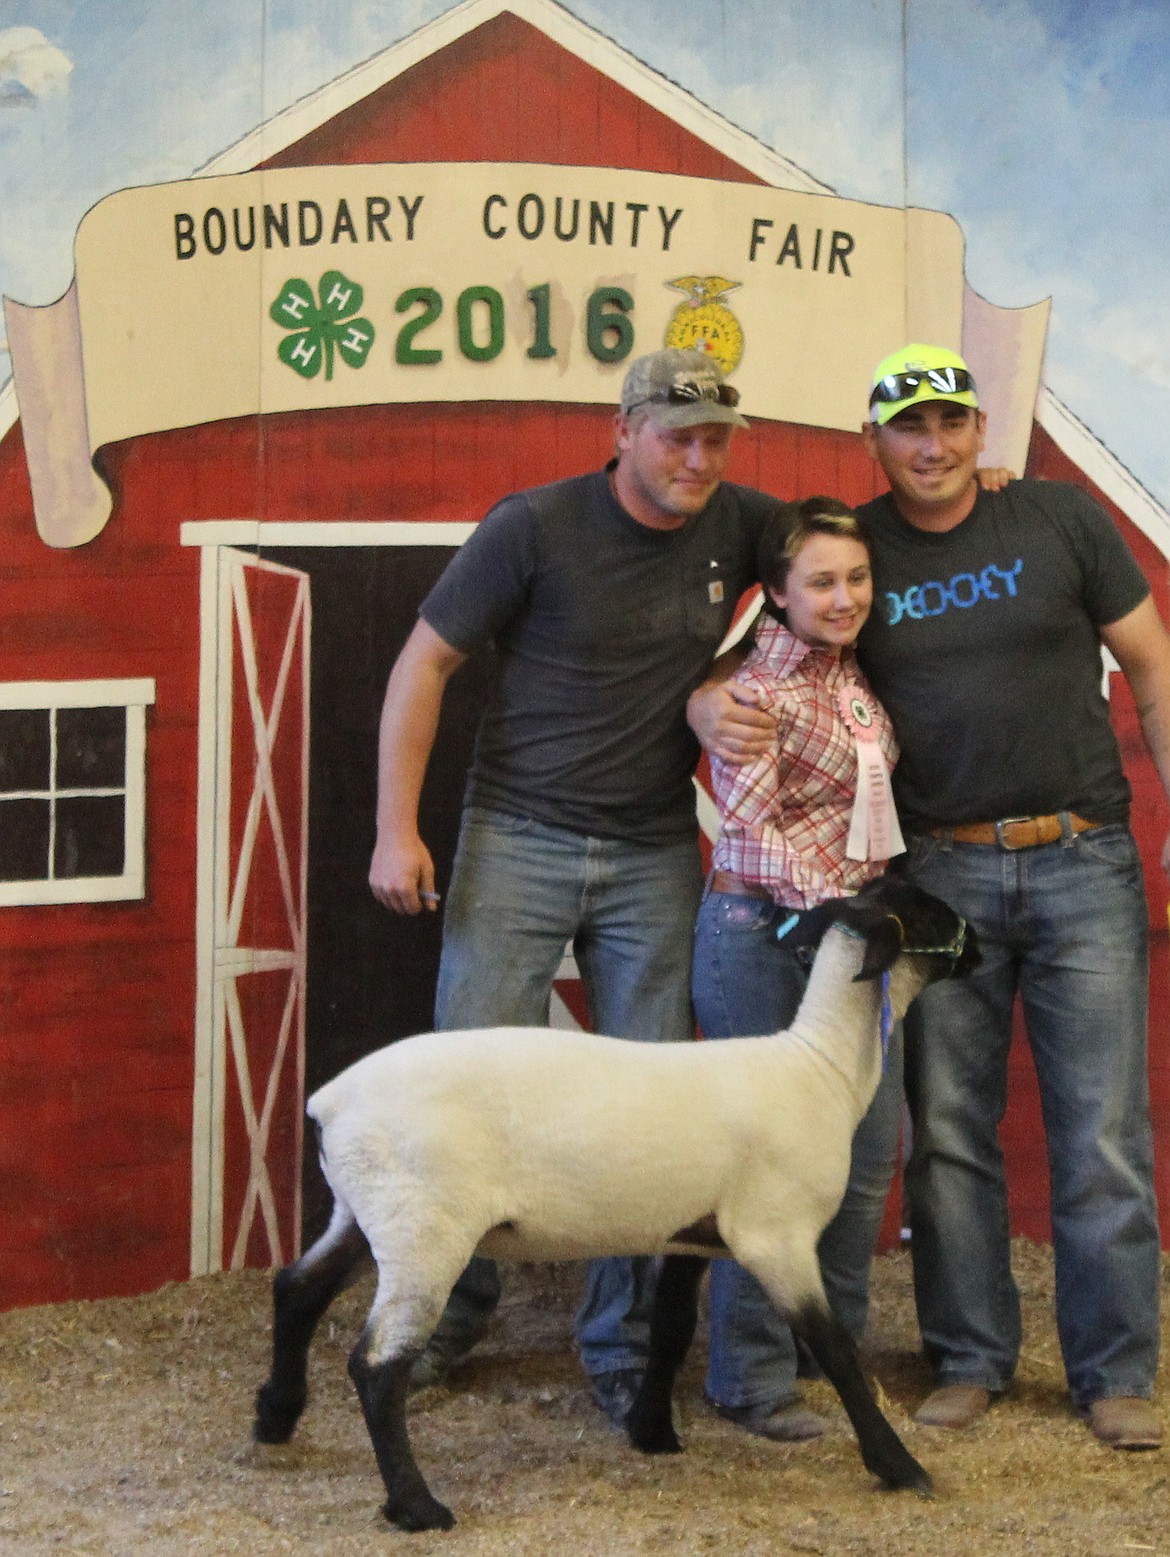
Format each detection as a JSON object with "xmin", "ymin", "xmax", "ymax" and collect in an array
[{"xmin": 369, "ymin": 347, "xmax": 777, "ymax": 1426}]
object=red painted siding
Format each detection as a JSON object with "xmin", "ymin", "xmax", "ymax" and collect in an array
[{"xmin": 0, "ymin": 412, "xmax": 201, "ymax": 1304}]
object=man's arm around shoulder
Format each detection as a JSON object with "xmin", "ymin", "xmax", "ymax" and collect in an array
[
  {"xmin": 369, "ymin": 618, "xmax": 469, "ymax": 914},
  {"xmin": 687, "ymin": 642, "xmax": 776, "ymax": 765}
]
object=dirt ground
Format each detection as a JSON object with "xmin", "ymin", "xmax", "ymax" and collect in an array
[{"xmin": 1, "ymin": 1241, "xmax": 1167, "ymax": 1557}]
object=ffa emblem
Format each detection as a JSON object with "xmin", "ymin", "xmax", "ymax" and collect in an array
[{"xmin": 663, "ymin": 276, "xmax": 745, "ymax": 376}]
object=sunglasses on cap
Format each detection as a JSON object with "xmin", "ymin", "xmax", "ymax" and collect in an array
[
  {"xmin": 868, "ymin": 367, "xmax": 976, "ymax": 407},
  {"xmin": 627, "ymin": 377, "xmax": 741, "ymax": 411}
]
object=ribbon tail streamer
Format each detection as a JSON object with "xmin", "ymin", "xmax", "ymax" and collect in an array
[{"xmin": 847, "ymin": 740, "xmax": 906, "ymax": 862}]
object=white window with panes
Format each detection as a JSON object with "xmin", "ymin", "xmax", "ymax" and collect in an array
[{"xmin": 0, "ymin": 680, "xmax": 155, "ymax": 906}]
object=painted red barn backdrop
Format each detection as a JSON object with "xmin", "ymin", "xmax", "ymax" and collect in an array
[{"xmin": 0, "ymin": 0, "xmax": 1166, "ymax": 1309}]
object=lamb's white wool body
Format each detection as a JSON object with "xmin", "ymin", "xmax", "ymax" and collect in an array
[
  {"xmin": 254, "ymin": 878, "xmax": 978, "ymax": 1533},
  {"xmin": 310, "ymin": 928, "xmax": 907, "ymax": 1280}
]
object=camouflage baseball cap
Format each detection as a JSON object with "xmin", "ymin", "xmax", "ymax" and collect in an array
[{"xmin": 620, "ymin": 348, "xmax": 748, "ymax": 429}]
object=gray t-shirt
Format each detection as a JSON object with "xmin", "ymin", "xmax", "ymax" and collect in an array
[
  {"xmin": 856, "ymin": 481, "xmax": 1149, "ymax": 830},
  {"xmin": 422, "ymin": 468, "xmax": 778, "ymax": 841}
]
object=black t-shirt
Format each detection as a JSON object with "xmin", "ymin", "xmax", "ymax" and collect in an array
[
  {"xmin": 856, "ymin": 481, "xmax": 1149, "ymax": 830},
  {"xmin": 422, "ymin": 469, "xmax": 780, "ymax": 841}
]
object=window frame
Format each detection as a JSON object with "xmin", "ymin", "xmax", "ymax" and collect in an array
[{"xmin": 0, "ymin": 679, "xmax": 156, "ymax": 906}]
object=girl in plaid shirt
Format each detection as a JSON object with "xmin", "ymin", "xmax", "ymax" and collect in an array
[{"xmin": 694, "ymin": 497, "xmax": 906, "ymax": 1443}]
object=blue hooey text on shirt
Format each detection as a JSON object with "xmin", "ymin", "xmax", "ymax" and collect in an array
[{"xmin": 884, "ymin": 559, "xmax": 1023, "ymax": 625}]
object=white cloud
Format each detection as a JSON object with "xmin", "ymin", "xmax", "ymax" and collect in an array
[
  {"xmin": 0, "ymin": 26, "xmax": 73, "ymax": 101},
  {"xmin": 1071, "ymin": 301, "xmax": 1170, "ymax": 394}
]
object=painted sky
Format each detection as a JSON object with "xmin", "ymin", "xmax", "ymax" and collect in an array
[{"xmin": 2, "ymin": 0, "xmax": 1168, "ymax": 507}]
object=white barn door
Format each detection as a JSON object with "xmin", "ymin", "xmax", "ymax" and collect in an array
[{"xmin": 191, "ymin": 547, "xmax": 310, "ymax": 1274}]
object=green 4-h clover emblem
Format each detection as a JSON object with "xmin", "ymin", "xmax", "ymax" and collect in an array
[{"xmin": 270, "ymin": 270, "xmax": 375, "ymax": 381}]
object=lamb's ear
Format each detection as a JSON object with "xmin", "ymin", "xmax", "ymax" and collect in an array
[{"xmin": 854, "ymin": 914, "xmax": 906, "ymax": 981}]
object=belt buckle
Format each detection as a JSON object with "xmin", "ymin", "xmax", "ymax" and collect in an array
[{"xmin": 995, "ymin": 816, "xmax": 1032, "ymax": 850}]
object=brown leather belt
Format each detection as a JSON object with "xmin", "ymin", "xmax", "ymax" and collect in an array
[
  {"xmin": 709, "ymin": 869, "xmax": 773, "ymax": 900},
  {"xmin": 928, "ymin": 812, "xmax": 1102, "ymax": 850}
]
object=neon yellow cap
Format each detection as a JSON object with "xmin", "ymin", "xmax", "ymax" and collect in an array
[{"xmin": 868, "ymin": 343, "xmax": 978, "ymax": 425}]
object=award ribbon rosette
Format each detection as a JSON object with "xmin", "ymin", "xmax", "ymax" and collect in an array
[{"xmin": 838, "ymin": 683, "xmax": 906, "ymax": 863}]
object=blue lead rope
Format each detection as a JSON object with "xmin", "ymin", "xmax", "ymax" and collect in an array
[{"xmin": 880, "ymin": 970, "xmax": 893, "ymax": 1071}]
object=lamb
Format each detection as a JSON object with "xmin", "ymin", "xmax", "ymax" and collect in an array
[{"xmin": 253, "ymin": 875, "xmax": 978, "ymax": 1532}]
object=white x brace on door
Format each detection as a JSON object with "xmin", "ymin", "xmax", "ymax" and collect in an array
[{"xmin": 191, "ymin": 546, "xmax": 310, "ymax": 1274}]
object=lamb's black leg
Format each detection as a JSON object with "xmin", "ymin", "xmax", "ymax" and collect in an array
[
  {"xmin": 790, "ymin": 1301, "xmax": 931, "ymax": 1495},
  {"xmin": 254, "ymin": 1220, "xmax": 369, "ymax": 1443},
  {"xmin": 626, "ymin": 1254, "xmax": 709, "ymax": 1455},
  {"xmin": 349, "ymin": 1343, "xmax": 455, "ymax": 1531}
]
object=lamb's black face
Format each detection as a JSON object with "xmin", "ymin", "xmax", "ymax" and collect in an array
[
  {"xmin": 849, "ymin": 876, "xmax": 981, "ymax": 981},
  {"xmin": 774, "ymin": 876, "xmax": 981, "ymax": 981}
]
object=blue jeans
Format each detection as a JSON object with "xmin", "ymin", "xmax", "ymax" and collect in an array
[
  {"xmin": 431, "ymin": 806, "xmax": 704, "ymax": 1376},
  {"xmin": 901, "ymin": 824, "xmax": 1160, "ymax": 1406},
  {"xmin": 691, "ymin": 889, "xmax": 905, "ymax": 1412}
]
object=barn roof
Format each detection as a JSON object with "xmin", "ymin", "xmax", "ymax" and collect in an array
[{"xmin": 196, "ymin": 0, "xmax": 831, "ymax": 191}]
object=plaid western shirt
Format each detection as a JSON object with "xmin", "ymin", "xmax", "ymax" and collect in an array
[{"xmin": 709, "ymin": 617, "xmax": 900, "ymax": 908}]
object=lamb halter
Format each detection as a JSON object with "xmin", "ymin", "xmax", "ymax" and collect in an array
[
  {"xmin": 776, "ymin": 903, "xmax": 971, "ymax": 975},
  {"xmin": 882, "ymin": 910, "xmax": 971, "ymax": 971}
]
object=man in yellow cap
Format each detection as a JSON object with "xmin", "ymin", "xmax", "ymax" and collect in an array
[
  {"xmin": 691, "ymin": 342, "xmax": 1168, "ymax": 1449},
  {"xmin": 855, "ymin": 344, "xmax": 1167, "ymax": 1449}
]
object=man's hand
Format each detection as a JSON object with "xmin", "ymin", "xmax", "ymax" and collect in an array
[
  {"xmin": 977, "ymin": 466, "xmax": 1017, "ymax": 492},
  {"xmin": 369, "ymin": 833, "xmax": 439, "ymax": 915},
  {"xmin": 369, "ymin": 620, "xmax": 467, "ymax": 916},
  {"xmin": 688, "ymin": 680, "xmax": 776, "ymax": 764}
]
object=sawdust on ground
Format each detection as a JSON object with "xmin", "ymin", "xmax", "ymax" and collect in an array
[{"xmin": 1, "ymin": 1241, "xmax": 1167, "ymax": 1556}]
